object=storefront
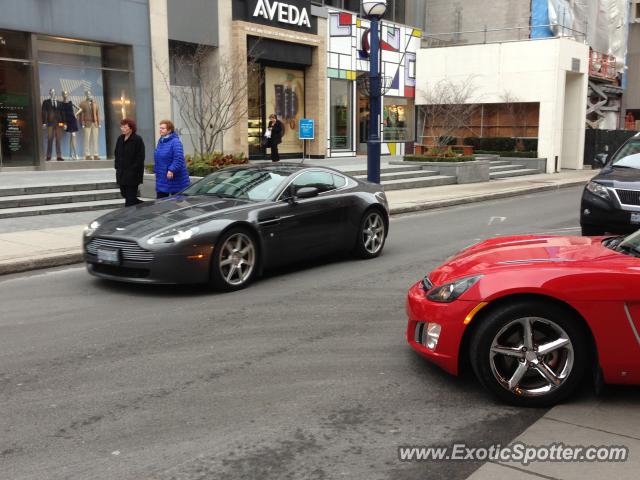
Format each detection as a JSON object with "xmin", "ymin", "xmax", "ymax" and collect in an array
[
  {"xmin": 326, "ymin": 9, "xmax": 421, "ymax": 157},
  {"xmin": 246, "ymin": 38, "xmax": 312, "ymax": 159},
  {"xmin": 0, "ymin": 0, "xmax": 153, "ymax": 171},
  {"xmin": 225, "ymin": 0, "xmax": 326, "ymax": 159}
]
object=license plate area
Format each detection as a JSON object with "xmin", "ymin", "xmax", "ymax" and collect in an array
[
  {"xmin": 97, "ymin": 248, "xmax": 121, "ymax": 265},
  {"xmin": 631, "ymin": 212, "xmax": 640, "ymax": 225}
]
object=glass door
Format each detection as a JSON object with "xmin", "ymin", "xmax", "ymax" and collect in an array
[{"xmin": 0, "ymin": 60, "xmax": 36, "ymax": 167}]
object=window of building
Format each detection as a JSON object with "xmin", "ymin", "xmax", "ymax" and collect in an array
[
  {"xmin": 36, "ymin": 35, "xmax": 134, "ymax": 162},
  {"xmin": 330, "ymin": 78, "xmax": 353, "ymax": 151},
  {"xmin": 383, "ymin": 97, "xmax": 413, "ymax": 142},
  {"xmin": 0, "ymin": 30, "xmax": 36, "ymax": 168}
]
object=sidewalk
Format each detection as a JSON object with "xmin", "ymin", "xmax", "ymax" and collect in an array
[
  {"xmin": 0, "ymin": 167, "xmax": 594, "ymax": 275},
  {"xmin": 467, "ymin": 394, "xmax": 640, "ymax": 479}
]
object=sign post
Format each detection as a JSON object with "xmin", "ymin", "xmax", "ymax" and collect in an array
[{"xmin": 298, "ymin": 118, "xmax": 314, "ymax": 164}]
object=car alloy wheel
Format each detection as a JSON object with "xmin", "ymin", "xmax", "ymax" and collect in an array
[
  {"xmin": 210, "ymin": 229, "xmax": 257, "ymax": 291},
  {"xmin": 489, "ymin": 317, "xmax": 574, "ymax": 397},
  {"xmin": 470, "ymin": 301, "xmax": 588, "ymax": 407},
  {"xmin": 354, "ymin": 210, "xmax": 386, "ymax": 259}
]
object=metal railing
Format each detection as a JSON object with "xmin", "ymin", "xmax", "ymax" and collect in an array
[{"xmin": 422, "ymin": 24, "xmax": 586, "ymax": 48}]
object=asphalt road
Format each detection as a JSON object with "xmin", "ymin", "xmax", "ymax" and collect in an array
[{"xmin": 1, "ymin": 186, "xmax": 587, "ymax": 480}]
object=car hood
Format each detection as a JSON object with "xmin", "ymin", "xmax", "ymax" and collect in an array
[
  {"xmin": 429, "ymin": 235, "xmax": 614, "ymax": 285},
  {"xmin": 591, "ymin": 166, "xmax": 640, "ymax": 189},
  {"xmin": 92, "ymin": 195, "xmax": 255, "ymax": 238}
]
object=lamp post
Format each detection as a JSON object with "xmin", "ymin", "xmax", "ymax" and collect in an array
[{"xmin": 362, "ymin": 0, "xmax": 387, "ymax": 184}]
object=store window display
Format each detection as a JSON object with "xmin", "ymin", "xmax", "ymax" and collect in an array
[
  {"xmin": 36, "ymin": 36, "xmax": 134, "ymax": 163},
  {"xmin": 264, "ymin": 67, "xmax": 304, "ymax": 155},
  {"xmin": 383, "ymin": 97, "xmax": 413, "ymax": 142},
  {"xmin": 41, "ymin": 88, "xmax": 64, "ymax": 161}
]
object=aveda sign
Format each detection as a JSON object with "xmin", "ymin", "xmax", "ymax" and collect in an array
[{"xmin": 252, "ymin": 0, "xmax": 312, "ymax": 29}]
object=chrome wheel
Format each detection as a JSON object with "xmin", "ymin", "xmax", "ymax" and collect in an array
[
  {"xmin": 489, "ymin": 317, "xmax": 574, "ymax": 397},
  {"xmin": 362, "ymin": 212, "xmax": 385, "ymax": 255},
  {"xmin": 218, "ymin": 232, "xmax": 256, "ymax": 286}
]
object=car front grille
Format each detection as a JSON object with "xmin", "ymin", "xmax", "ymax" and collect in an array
[
  {"xmin": 616, "ymin": 189, "xmax": 640, "ymax": 206},
  {"xmin": 91, "ymin": 263, "xmax": 150, "ymax": 278},
  {"xmin": 86, "ymin": 238, "xmax": 154, "ymax": 262}
]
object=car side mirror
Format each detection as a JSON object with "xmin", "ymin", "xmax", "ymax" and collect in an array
[
  {"xmin": 593, "ymin": 153, "xmax": 608, "ymax": 168},
  {"xmin": 295, "ymin": 186, "xmax": 320, "ymax": 199}
]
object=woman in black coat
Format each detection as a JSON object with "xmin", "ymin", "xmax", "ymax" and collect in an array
[
  {"xmin": 267, "ymin": 113, "xmax": 284, "ymax": 162},
  {"xmin": 114, "ymin": 118, "xmax": 145, "ymax": 206}
]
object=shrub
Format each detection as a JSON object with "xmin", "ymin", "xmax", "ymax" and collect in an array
[
  {"xmin": 404, "ymin": 155, "xmax": 474, "ymax": 163},
  {"xmin": 438, "ymin": 135, "xmax": 457, "ymax": 146},
  {"xmin": 463, "ymin": 137, "xmax": 517, "ymax": 151},
  {"xmin": 186, "ymin": 152, "xmax": 248, "ymax": 176},
  {"xmin": 522, "ymin": 138, "xmax": 538, "ymax": 151}
]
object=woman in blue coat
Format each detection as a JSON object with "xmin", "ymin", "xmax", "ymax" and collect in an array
[{"xmin": 154, "ymin": 120, "xmax": 190, "ymax": 198}]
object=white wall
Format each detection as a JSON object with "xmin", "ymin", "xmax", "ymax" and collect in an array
[{"xmin": 416, "ymin": 38, "xmax": 590, "ymax": 171}]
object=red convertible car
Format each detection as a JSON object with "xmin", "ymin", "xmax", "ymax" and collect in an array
[{"xmin": 406, "ymin": 232, "xmax": 640, "ymax": 407}]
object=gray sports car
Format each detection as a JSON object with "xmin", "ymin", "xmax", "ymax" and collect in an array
[{"xmin": 83, "ymin": 163, "xmax": 389, "ymax": 290}]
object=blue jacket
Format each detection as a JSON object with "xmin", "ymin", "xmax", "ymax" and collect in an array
[{"xmin": 154, "ymin": 132, "xmax": 190, "ymax": 193}]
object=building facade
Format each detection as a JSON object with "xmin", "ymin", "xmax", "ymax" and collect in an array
[
  {"xmin": 0, "ymin": 0, "xmax": 426, "ymax": 171},
  {"xmin": 0, "ymin": 0, "xmax": 154, "ymax": 170}
]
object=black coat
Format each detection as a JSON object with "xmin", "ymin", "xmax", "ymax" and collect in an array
[
  {"xmin": 269, "ymin": 120, "xmax": 284, "ymax": 145},
  {"xmin": 114, "ymin": 133, "xmax": 145, "ymax": 186}
]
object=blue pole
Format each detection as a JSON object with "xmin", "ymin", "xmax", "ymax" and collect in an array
[{"xmin": 367, "ymin": 17, "xmax": 381, "ymax": 184}]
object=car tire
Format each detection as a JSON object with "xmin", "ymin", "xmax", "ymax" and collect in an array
[
  {"xmin": 353, "ymin": 209, "xmax": 387, "ymax": 259},
  {"xmin": 581, "ymin": 225, "xmax": 603, "ymax": 236},
  {"xmin": 469, "ymin": 301, "xmax": 589, "ymax": 407},
  {"xmin": 209, "ymin": 227, "xmax": 258, "ymax": 291}
]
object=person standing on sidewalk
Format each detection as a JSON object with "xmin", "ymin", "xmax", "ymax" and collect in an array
[
  {"xmin": 114, "ymin": 118, "xmax": 145, "ymax": 207},
  {"xmin": 267, "ymin": 114, "xmax": 284, "ymax": 162},
  {"xmin": 154, "ymin": 120, "xmax": 190, "ymax": 198}
]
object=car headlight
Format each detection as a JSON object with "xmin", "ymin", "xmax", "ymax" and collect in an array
[
  {"xmin": 83, "ymin": 220, "xmax": 100, "ymax": 237},
  {"xmin": 586, "ymin": 181, "xmax": 610, "ymax": 200},
  {"xmin": 426, "ymin": 275, "xmax": 483, "ymax": 303},
  {"xmin": 147, "ymin": 227, "xmax": 200, "ymax": 245}
]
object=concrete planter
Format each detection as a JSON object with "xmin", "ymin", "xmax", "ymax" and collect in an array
[
  {"xmin": 391, "ymin": 159, "xmax": 490, "ymax": 184},
  {"xmin": 140, "ymin": 173, "xmax": 203, "ymax": 199},
  {"xmin": 500, "ymin": 157, "xmax": 547, "ymax": 173}
]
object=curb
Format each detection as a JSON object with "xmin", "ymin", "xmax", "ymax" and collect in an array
[
  {"xmin": 389, "ymin": 179, "xmax": 587, "ymax": 215},
  {"xmin": 0, "ymin": 252, "xmax": 84, "ymax": 276},
  {"xmin": 0, "ymin": 179, "xmax": 588, "ymax": 277}
]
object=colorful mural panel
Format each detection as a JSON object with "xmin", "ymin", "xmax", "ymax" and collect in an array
[{"xmin": 326, "ymin": 9, "xmax": 422, "ymax": 157}]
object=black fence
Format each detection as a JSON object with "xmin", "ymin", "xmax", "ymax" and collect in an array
[{"xmin": 584, "ymin": 129, "xmax": 637, "ymax": 166}]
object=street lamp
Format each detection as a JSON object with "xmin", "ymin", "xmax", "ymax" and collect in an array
[{"xmin": 362, "ymin": 0, "xmax": 387, "ymax": 184}]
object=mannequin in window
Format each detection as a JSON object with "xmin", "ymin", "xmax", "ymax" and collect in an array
[
  {"xmin": 79, "ymin": 90, "xmax": 101, "ymax": 160},
  {"xmin": 61, "ymin": 91, "xmax": 81, "ymax": 160},
  {"xmin": 41, "ymin": 88, "xmax": 64, "ymax": 161}
]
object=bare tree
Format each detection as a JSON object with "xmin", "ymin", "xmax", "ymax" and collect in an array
[
  {"xmin": 499, "ymin": 90, "xmax": 529, "ymax": 140},
  {"xmin": 417, "ymin": 77, "xmax": 479, "ymax": 147},
  {"xmin": 155, "ymin": 43, "xmax": 261, "ymax": 157}
]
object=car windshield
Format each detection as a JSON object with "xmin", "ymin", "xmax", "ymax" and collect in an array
[
  {"xmin": 606, "ymin": 229, "xmax": 640, "ymax": 257},
  {"xmin": 182, "ymin": 168, "xmax": 290, "ymax": 201},
  {"xmin": 610, "ymin": 140, "xmax": 640, "ymax": 169}
]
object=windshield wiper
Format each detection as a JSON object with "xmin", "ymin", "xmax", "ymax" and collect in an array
[
  {"xmin": 611, "ymin": 164, "xmax": 636, "ymax": 169},
  {"xmin": 604, "ymin": 236, "xmax": 625, "ymax": 249},
  {"xmin": 202, "ymin": 192, "xmax": 236, "ymax": 199}
]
